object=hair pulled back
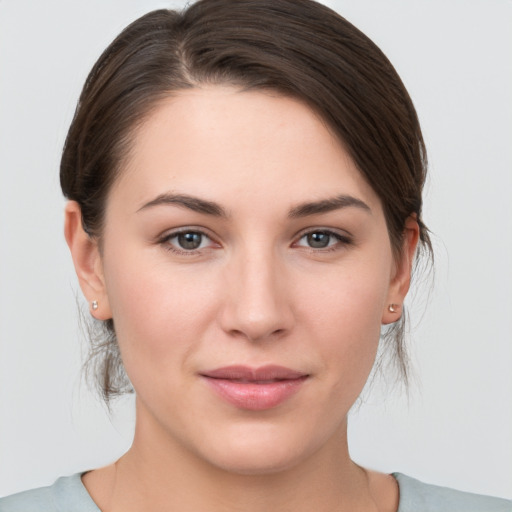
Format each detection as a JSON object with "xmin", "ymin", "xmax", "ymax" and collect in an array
[{"xmin": 61, "ymin": 0, "xmax": 432, "ymax": 401}]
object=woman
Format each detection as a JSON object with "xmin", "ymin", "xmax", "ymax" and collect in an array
[{"xmin": 1, "ymin": 0, "xmax": 510, "ymax": 510}]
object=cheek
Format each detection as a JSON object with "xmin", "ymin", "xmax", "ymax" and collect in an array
[
  {"xmin": 101, "ymin": 248, "xmax": 220, "ymax": 372},
  {"xmin": 298, "ymin": 255, "xmax": 391, "ymax": 382},
  {"xmin": 301, "ymin": 253, "xmax": 390, "ymax": 333}
]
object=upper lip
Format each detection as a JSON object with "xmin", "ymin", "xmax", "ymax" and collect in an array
[{"xmin": 200, "ymin": 365, "xmax": 308, "ymax": 381}]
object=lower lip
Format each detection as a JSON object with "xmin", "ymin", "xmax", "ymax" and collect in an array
[{"xmin": 202, "ymin": 376, "xmax": 308, "ymax": 411}]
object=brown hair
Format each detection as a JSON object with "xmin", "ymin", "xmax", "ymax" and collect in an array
[{"xmin": 61, "ymin": 0, "xmax": 432, "ymax": 401}]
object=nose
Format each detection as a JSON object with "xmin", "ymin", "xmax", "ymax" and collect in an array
[{"xmin": 219, "ymin": 247, "xmax": 294, "ymax": 343}]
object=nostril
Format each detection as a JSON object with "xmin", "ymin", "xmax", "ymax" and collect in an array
[
  {"xmin": 227, "ymin": 326, "xmax": 287, "ymax": 343},
  {"xmin": 219, "ymin": 274, "xmax": 294, "ymax": 342}
]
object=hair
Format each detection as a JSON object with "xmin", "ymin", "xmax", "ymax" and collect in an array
[{"xmin": 60, "ymin": 0, "xmax": 432, "ymax": 402}]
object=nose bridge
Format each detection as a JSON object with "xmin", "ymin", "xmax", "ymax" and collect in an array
[{"xmin": 221, "ymin": 240, "xmax": 292, "ymax": 342}]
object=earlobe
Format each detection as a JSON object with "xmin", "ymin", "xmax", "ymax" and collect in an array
[
  {"xmin": 382, "ymin": 216, "xmax": 420, "ymax": 325},
  {"xmin": 64, "ymin": 201, "xmax": 112, "ymax": 320}
]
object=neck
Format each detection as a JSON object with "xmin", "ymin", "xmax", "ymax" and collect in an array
[{"xmin": 84, "ymin": 402, "xmax": 381, "ymax": 512}]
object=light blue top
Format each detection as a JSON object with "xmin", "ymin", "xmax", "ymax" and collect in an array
[{"xmin": 0, "ymin": 472, "xmax": 510, "ymax": 511}]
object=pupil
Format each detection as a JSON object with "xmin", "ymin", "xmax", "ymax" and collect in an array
[
  {"xmin": 307, "ymin": 232, "xmax": 329, "ymax": 248},
  {"xmin": 178, "ymin": 232, "xmax": 202, "ymax": 250}
]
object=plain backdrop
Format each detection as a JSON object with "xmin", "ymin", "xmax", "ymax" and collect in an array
[{"xmin": 1, "ymin": 0, "xmax": 511, "ymax": 500}]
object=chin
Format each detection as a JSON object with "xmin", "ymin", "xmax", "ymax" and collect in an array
[
  {"xmin": 195, "ymin": 424, "xmax": 324, "ymax": 476},
  {"xmin": 209, "ymin": 448, "xmax": 305, "ymax": 476}
]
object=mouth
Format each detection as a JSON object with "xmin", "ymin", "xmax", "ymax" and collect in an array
[{"xmin": 200, "ymin": 365, "xmax": 309, "ymax": 411}]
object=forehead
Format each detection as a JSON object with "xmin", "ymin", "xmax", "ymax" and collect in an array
[{"xmin": 110, "ymin": 86, "xmax": 382, "ymax": 214}]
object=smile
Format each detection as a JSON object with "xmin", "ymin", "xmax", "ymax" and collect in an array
[{"xmin": 200, "ymin": 365, "xmax": 309, "ymax": 411}]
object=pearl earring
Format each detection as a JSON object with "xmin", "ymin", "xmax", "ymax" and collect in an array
[
  {"xmin": 91, "ymin": 300, "xmax": 98, "ymax": 311},
  {"xmin": 388, "ymin": 303, "xmax": 400, "ymax": 313}
]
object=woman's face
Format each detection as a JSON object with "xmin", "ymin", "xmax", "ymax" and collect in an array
[{"xmin": 77, "ymin": 87, "xmax": 415, "ymax": 474}]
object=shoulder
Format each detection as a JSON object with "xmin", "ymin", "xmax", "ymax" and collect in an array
[
  {"xmin": 394, "ymin": 473, "xmax": 512, "ymax": 512},
  {"xmin": 0, "ymin": 474, "xmax": 99, "ymax": 512}
]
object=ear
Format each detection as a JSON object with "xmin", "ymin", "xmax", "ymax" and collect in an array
[
  {"xmin": 382, "ymin": 215, "xmax": 420, "ymax": 325},
  {"xmin": 64, "ymin": 201, "xmax": 112, "ymax": 320}
]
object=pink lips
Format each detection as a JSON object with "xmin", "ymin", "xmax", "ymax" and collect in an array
[{"xmin": 201, "ymin": 365, "xmax": 308, "ymax": 411}]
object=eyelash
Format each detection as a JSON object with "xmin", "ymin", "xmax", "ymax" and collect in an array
[
  {"xmin": 158, "ymin": 228, "xmax": 217, "ymax": 256},
  {"xmin": 158, "ymin": 228, "xmax": 353, "ymax": 255},
  {"xmin": 294, "ymin": 229, "xmax": 353, "ymax": 252}
]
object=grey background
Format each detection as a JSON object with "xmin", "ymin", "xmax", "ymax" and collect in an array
[{"xmin": 1, "ymin": 0, "xmax": 511, "ymax": 499}]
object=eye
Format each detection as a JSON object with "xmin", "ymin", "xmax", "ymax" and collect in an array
[
  {"xmin": 174, "ymin": 232, "xmax": 205, "ymax": 250},
  {"xmin": 295, "ymin": 230, "xmax": 351, "ymax": 250},
  {"xmin": 160, "ymin": 229, "xmax": 216, "ymax": 253}
]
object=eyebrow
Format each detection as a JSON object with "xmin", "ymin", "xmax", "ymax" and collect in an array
[
  {"xmin": 288, "ymin": 194, "xmax": 371, "ymax": 218},
  {"xmin": 137, "ymin": 192, "xmax": 371, "ymax": 218},
  {"xmin": 137, "ymin": 193, "xmax": 228, "ymax": 217}
]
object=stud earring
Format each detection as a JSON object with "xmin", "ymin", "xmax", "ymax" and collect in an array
[
  {"xmin": 388, "ymin": 303, "xmax": 400, "ymax": 313},
  {"xmin": 91, "ymin": 300, "xmax": 98, "ymax": 311}
]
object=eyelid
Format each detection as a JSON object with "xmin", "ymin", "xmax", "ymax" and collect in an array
[
  {"xmin": 157, "ymin": 226, "xmax": 221, "ymax": 254},
  {"xmin": 293, "ymin": 226, "xmax": 353, "ymax": 241},
  {"xmin": 156, "ymin": 225, "xmax": 353, "ymax": 255},
  {"xmin": 292, "ymin": 227, "xmax": 353, "ymax": 250}
]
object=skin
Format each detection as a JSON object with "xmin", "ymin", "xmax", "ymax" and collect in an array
[{"xmin": 65, "ymin": 86, "xmax": 418, "ymax": 512}]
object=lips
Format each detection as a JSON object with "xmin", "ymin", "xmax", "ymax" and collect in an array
[{"xmin": 200, "ymin": 365, "xmax": 309, "ymax": 411}]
